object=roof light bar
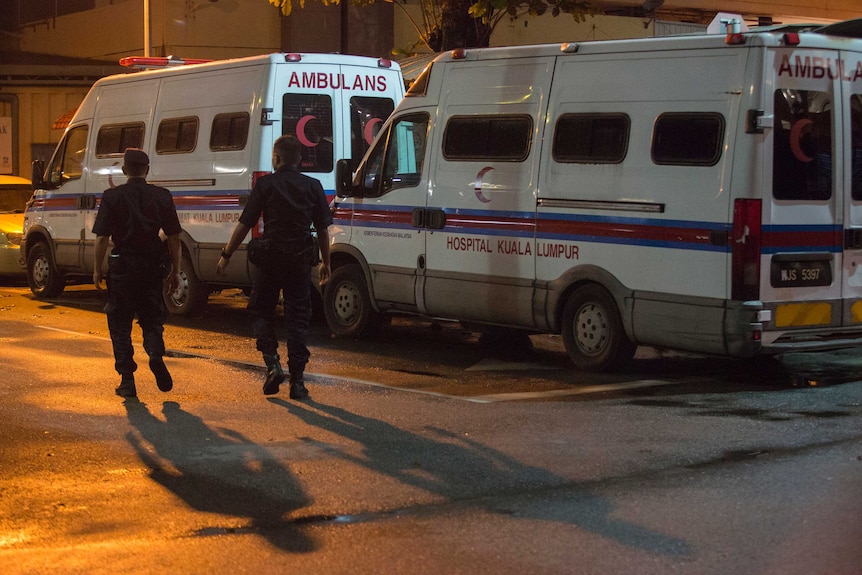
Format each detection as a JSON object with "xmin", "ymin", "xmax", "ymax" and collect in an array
[{"xmin": 119, "ymin": 56, "xmax": 211, "ymax": 68}]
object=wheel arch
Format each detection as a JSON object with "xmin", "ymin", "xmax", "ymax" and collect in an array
[
  {"xmin": 546, "ymin": 265, "xmax": 635, "ymax": 342},
  {"xmin": 329, "ymin": 244, "xmax": 381, "ymax": 313},
  {"xmin": 23, "ymin": 226, "xmax": 56, "ymax": 263}
]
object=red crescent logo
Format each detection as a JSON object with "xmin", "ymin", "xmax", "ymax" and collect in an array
[
  {"xmin": 364, "ymin": 118, "xmax": 382, "ymax": 145},
  {"xmin": 474, "ymin": 166, "xmax": 493, "ymax": 203},
  {"xmin": 296, "ymin": 115, "xmax": 318, "ymax": 148},
  {"xmin": 789, "ymin": 118, "xmax": 815, "ymax": 163},
  {"xmin": 107, "ymin": 161, "xmax": 121, "ymax": 188}
]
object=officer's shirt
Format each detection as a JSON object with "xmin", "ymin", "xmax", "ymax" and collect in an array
[
  {"xmin": 239, "ymin": 166, "xmax": 332, "ymax": 246},
  {"xmin": 93, "ymin": 177, "xmax": 182, "ymax": 255}
]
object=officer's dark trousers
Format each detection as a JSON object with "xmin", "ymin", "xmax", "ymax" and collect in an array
[
  {"xmin": 105, "ymin": 255, "xmax": 168, "ymax": 376},
  {"xmin": 247, "ymin": 257, "xmax": 312, "ymax": 378}
]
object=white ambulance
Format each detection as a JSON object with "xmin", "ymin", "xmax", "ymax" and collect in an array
[
  {"xmin": 23, "ymin": 52, "xmax": 404, "ymax": 315},
  {"xmin": 326, "ymin": 18, "xmax": 862, "ymax": 370}
]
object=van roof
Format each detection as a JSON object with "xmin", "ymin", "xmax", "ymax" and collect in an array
[
  {"xmin": 429, "ymin": 18, "xmax": 862, "ymax": 65},
  {"xmin": 115, "ymin": 52, "xmax": 401, "ymax": 79}
]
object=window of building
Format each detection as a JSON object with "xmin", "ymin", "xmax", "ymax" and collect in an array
[
  {"xmin": 553, "ymin": 113, "xmax": 630, "ymax": 164},
  {"xmin": 651, "ymin": 113, "xmax": 724, "ymax": 166},
  {"xmin": 95, "ymin": 123, "xmax": 144, "ymax": 157},
  {"xmin": 210, "ymin": 113, "xmax": 249, "ymax": 151},
  {"xmin": 156, "ymin": 117, "xmax": 199, "ymax": 154},
  {"xmin": 443, "ymin": 115, "xmax": 532, "ymax": 161}
]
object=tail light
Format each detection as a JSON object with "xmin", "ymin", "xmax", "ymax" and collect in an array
[
  {"xmin": 732, "ymin": 199, "xmax": 762, "ymax": 301},
  {"xmin": 250, "ymin": 171, "xmax": 271, "ymax": 238}
]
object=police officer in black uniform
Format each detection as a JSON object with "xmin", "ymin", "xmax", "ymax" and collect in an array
[
  {"xmin": 93, "ymin": 148, "xmax": 183, "ymax": 398},
  {"xmin": 217, "ymin": 135, "xmax": 332, "ymax": 399}
]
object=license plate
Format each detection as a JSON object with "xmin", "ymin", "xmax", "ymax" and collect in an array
[{"xmin": 770, "ymin": 255, "xmax": 832, "ymax": 288}]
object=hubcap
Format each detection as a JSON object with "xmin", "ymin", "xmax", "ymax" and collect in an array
[
  {"xmin": 333, "ymin": 281, "xmax": 360, "ymax": 325},
  {"xmin": 574, "ymin": 302, "xmax": 609, "ymax": 355},
  {"xmin": 168, "ymin": 272, "xmax": 189, "ymax": 308},
  {"xmin": 32, "ymin": 256, "xmax": 49, "ymax": 287}
]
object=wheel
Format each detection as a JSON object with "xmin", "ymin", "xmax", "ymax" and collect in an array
[
  {"xmin": 561, "ymin": 284, "xmax": 636, "ymax": 371},
  {"xmin": 163, "ymin": 252, "xmax": 209, "ymax": 317},
  {"xmin": 26, "ymin": 240, "xmax": 65, "ymax": 298},
  {"xmin": 323, "ymin": 264, "xmax": 377, "ymax": 337}
]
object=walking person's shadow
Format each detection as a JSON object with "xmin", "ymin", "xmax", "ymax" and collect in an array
[
  {"xmin": 123, "ymin": 399, "xmax": 315, "ymax": 553},
  {"xmin": 271, "ymin": 397, "xmax": 692, "ymax": 557}
]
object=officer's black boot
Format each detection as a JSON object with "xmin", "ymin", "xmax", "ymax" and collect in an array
[
  {"xmin": 289, "ymin": 372, "xmax": 309, "ymax": 400},
  {"xmin": 115, "ymin": 374, "xmax": 137, "ymax": 398},
  {"xmin": 262, "ymin": 354, "xmax": 285, "ymax": 395},
  {"xmin": 149, "ymin": 355, "xmax": 173, "ymax": 392}
]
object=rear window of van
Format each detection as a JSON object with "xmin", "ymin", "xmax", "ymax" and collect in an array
[
  {"xmin": 283, "ymin": 94, "xmax": 333, "ymax": 173},
  {"xmin": 772, "ymin": 90, "xmax": 832, "ymax": 201}
]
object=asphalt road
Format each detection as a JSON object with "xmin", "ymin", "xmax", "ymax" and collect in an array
[{"xmin": 0, "ymin": 283, "xmax": 861, "ymax": 574}]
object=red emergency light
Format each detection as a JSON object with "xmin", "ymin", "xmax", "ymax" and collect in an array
[
  {"xmin": 377, "ymin": 58, "xmax": 392, "ymax": 68},
  {"xmin": 782, "ymin": 32, "xmax": 801, "ymax": 46},
  {"xmin": 285, "ymin": 53, "xmax": 302, "ymax": 62},
  {"xmin": 119, "ymin": 56, "xmax": 212, "ymax": 68}
]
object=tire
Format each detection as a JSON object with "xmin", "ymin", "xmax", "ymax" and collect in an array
[
  {"xmin": 26, "ymin": 241, "xmax": 65, "ymax": 299},
  {"xmin": 323, "ymin": 264, "xmax": 377, "ymax": 337},
  {"xmin": 561, "ymin": 284, "xmax": 636, "ymax": 371},
  {"xmin": 163, "ymin": 252, "xmax": 209, "ymax": 317}
]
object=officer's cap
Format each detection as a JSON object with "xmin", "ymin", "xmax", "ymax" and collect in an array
[{"xmin": 123, "ymin": 148, "xmax": 149, "ymax": 168}]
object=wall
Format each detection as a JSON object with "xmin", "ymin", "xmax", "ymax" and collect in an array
[
  {"xmin": 392, "ymin": 0, "xmax": 862, "ymax": 55},
  {"xmin": 0, "ymin": 87, "xmax": 89, "ymax": 177},
  {"xmin": 18, "ymin": 0, "xmax": 281, "ymax": 61}
]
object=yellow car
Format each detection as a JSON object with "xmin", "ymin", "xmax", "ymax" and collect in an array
[{"xmin": 0, "ymin": 175, "xmax": 32, "ymax": 277}]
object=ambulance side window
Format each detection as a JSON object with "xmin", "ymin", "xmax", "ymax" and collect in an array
[
  {"xmin": 46, "ymin": 125, "xmax": 88, "ymax": 187},
  {"xmin": 95, "ymin": 123, "xmax": 144, "ymax": 157},
  {"xmin": 651, "ymin": 113, "xmax": 724, "ymax": 166},
  {"xmin": 156, "ymin": 117, "xmax": 199, "ymax": 154},
  {"xmin": 283, "ymin": 94, "xmax": 333, "ymax": 173},
  {"xmin": 553, "ymin": 113, "xmax": 630, "ymax": 164},
  {"xmin": 851, "ymin": 94, "xmax": 862, "ymax": 201},
  {"xmin": 772, "ymin": 89, "xmax": 832, "ymax": 201},
  {"xmin": 359, "ymin": 113, "xmax": 430, "ymax": 197},
  {"xmin": 210, "ymin": 113, "xmax": 249, "ymax": 151},
  {"xmin": 350, "ymin": 96, "xmax": 395, "ymax": 166},
  {"xmin": 443, "ymin": 115, "xmax": 532, "ymax": 161}
]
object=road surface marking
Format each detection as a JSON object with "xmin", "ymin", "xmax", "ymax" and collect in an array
[
  {"xmin": 36, "ymin": 326, "xmax": 689, "ymax": 403},
  {"xmin": 466, "ymin": 358, "xmax": 558, "ymax": 371}
]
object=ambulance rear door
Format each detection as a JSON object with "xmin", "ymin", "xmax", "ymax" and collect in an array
[
  {"xmin": 275, "ymin": 58, "xmax": 401, "ymax": 201},
  {"xmin": 840, "ymin": 48, "xmax": 862, "ymax": 329},
  {"xmin": 763, "ymin": 47, "xmax": 851, "ymax": 340}
]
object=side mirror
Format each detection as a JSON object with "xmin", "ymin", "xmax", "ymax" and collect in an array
[
  {"xmin": 335, "ymin": 159, "xmax": 354, "ymax": 198},
  {"xmin": 31, "ymin": 160, "xmax": 45, "ymax": 188}
]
